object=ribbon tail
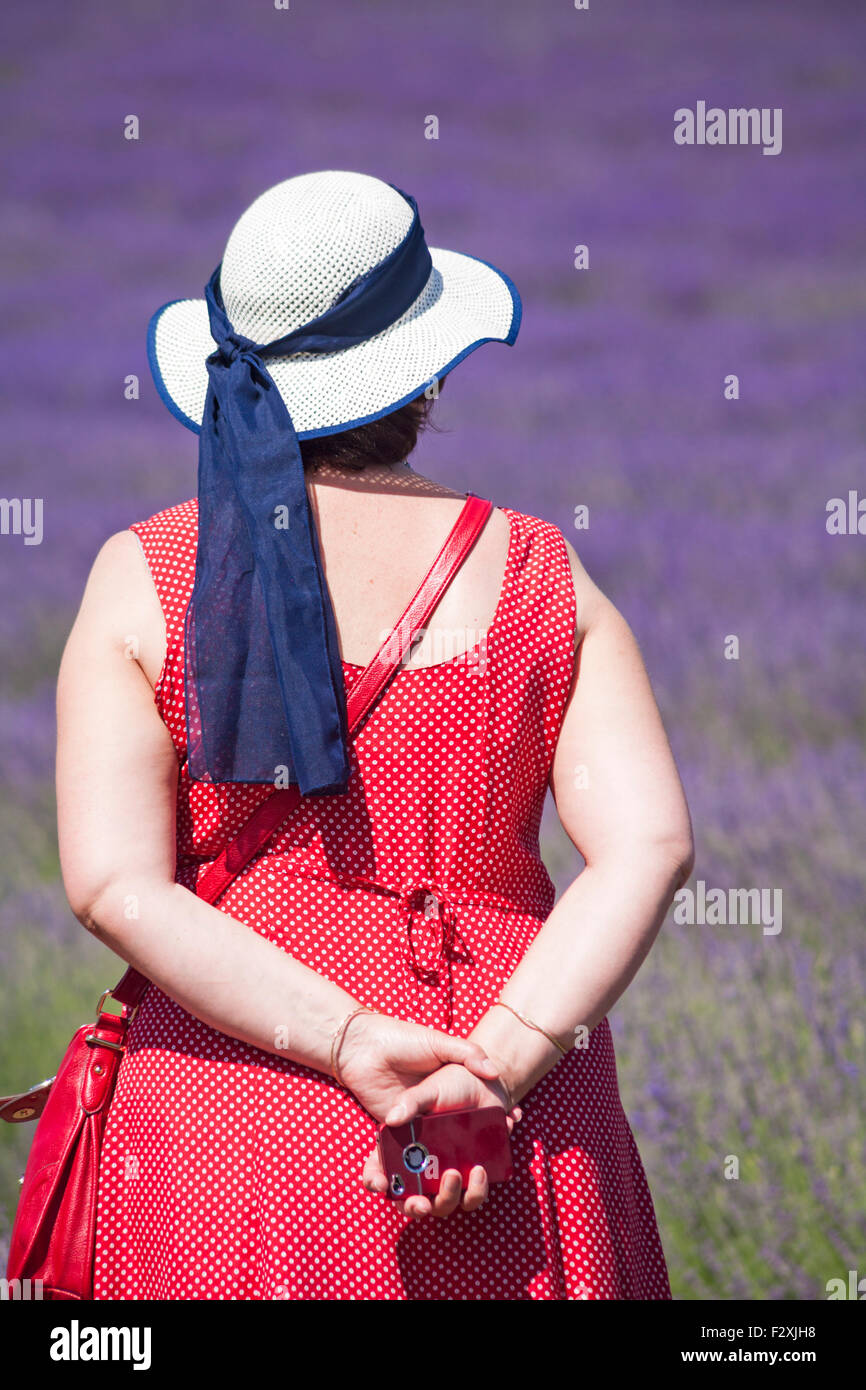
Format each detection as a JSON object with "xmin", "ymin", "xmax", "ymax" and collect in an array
[
  {"xmin": 185, "ymin": 357, "xmax": 351, "ymax": 793},
  {"xmin": 185, "ymin": 377, "xmax": 265, "ymax": 781}
]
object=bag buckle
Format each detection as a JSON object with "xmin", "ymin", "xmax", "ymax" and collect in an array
[
  {"xmin": 84, "ymin": 1033, "xmax": 126, "ymax": 1054},
  {"xmin": 95, "ymin": 987, "xmax": 139, "ymax": 1024},
  {"xmin": 87, "ymin": 987, "xmax": 137, "ymax": 1050}
]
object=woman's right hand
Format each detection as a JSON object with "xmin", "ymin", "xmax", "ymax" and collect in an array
[{"xmin": 335, "ymin": 1010, "xmax": 502, "ymax": 1124}]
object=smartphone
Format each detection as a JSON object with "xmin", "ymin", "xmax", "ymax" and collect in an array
[{"xmin": 376, "ymin": 1105, "xmax": 513, "ymax": 1200}]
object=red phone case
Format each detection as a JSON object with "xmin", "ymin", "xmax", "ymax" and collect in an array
[{"xmin": 376, "ymin": 1106, "xmax": 513, "ymax": 1200}]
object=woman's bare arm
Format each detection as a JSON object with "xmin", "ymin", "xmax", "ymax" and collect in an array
[
  {"xmin": 55, "ymin": 530, "xmax": 498, "ymax": 1115},
  {"xmin": 465, "ymin": 536, "xmax": 696, "ymax": 1103}
]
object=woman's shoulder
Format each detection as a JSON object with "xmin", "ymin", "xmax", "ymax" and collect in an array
[
  {"xmin": 128, "ymin": 496, "xmax": 199, "ymax": 544},
  {"xmin": 81, "ymin": 498, "xmax": 199, "ymax": 646},
  {"xmin": 499, "ymin": 505, "xmax": 599, "ymax": 646},
  {"xmin": 65, "ymin": 525, "xmax": 169, "ymax": 691},
  {"xmin": 501, "ymin": 502, "xmax": 579, "ymax": 559}
]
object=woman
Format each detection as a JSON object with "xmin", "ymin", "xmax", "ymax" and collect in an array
[{"xmin": 56, "ymin": 171, "xmax": 694, "ymax": 1300}]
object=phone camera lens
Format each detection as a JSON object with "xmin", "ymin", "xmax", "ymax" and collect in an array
[
  {"xmin": 390, "ymin": 1174, "xmax": 405, "ymax": 1196},
  {"xmin": 402, "ymin": 1142, "xmax": 430, "ymax": 1174}
]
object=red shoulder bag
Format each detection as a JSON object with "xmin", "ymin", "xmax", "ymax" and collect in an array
[{"xmin": 1, "ymin": 494, "xmax": 493, "ymax": 1299}]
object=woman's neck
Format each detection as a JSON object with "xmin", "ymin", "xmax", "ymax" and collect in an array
[{"xmin": 305, "ymin": 459, "xmax": 465, "ymax": 501}]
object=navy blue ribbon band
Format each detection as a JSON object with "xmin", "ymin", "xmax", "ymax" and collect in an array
[{"xmin": 184, "ymin": 186, "xmax": 434, "ymax": 793}]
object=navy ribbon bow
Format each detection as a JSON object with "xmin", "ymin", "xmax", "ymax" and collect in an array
[{"xmin": 184, "ymin": 186, "xmax": 433, "ymax": 794}]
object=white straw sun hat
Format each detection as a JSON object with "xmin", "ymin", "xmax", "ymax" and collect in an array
[{"xmin": 147, "ymin": 169, "xmax": 521, "ymax": 437}]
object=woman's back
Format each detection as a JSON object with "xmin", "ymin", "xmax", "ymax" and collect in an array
[
  {"xmin": 87, "ymin": 475, "xmax": 673, "ymax": 1300},
  {"xmin": 128, "ymin": 476, "xmax": 578, "ymax": 922},
  {"xmin": 307, "ymin": 473, "xmax": 515, "ymax": 670}
]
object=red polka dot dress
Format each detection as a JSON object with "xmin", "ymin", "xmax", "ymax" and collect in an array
[{"xmin": 92, "ymin": 497, "xmax": 672, "ymax": 1301}]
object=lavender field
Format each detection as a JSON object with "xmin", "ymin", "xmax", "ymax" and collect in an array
[{"xmin": 1, "ymin": 0, "xmax": 864, "ymax": 1300}]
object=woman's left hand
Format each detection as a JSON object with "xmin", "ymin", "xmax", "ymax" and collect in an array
[{"xmin": 360, "ymin": 1062, "xmax": 523, "ymax": 1219}]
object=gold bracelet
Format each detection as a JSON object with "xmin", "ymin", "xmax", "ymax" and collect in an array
[
  {"xmin": 492, "ymin": 1000, "xmax": 568, "ymax": 1057},
  {"xmin": 330, "ymin": 1004, "xmax": 373, "ymax": 1087}
]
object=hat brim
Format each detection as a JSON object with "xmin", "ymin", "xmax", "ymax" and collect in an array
[{"xmin": 146, "ymin": 247, "xmax": 521, "ymax": 438}]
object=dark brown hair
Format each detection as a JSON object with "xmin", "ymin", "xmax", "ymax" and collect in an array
[{"xmin": 299, "ymin": 377, "xmax": 446, "ymax": 472}]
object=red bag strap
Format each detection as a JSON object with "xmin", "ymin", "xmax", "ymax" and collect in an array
[{"xmin": 110, "ymin": 494, "xmax": 494, "ymax": 1013}]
